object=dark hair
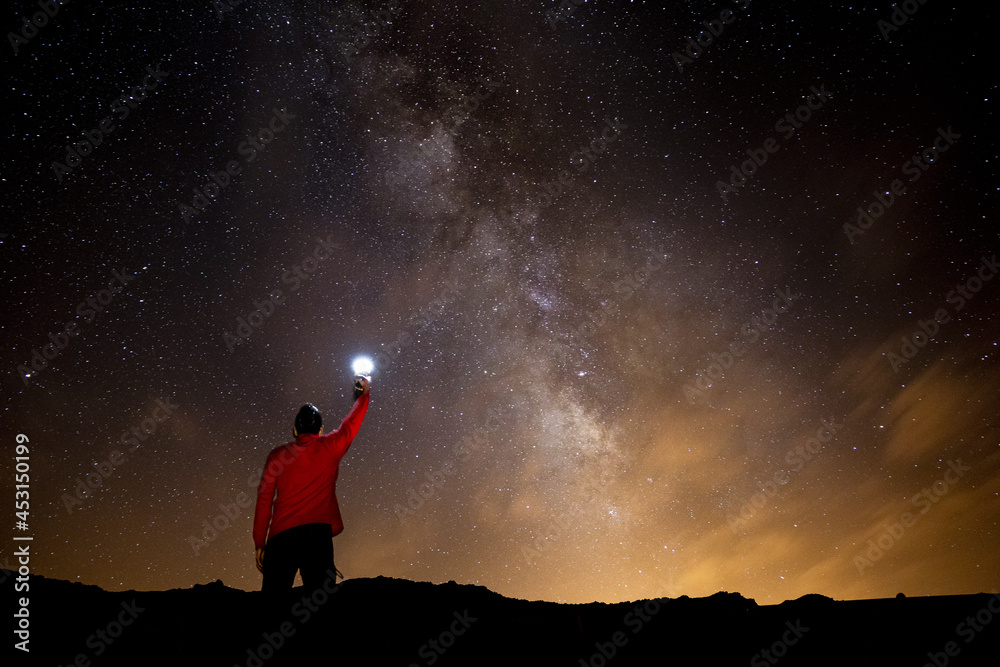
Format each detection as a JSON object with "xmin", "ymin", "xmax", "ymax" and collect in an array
[{"xmin": 294, "ymin": 403, "xmax": 322, "ymax": 435}]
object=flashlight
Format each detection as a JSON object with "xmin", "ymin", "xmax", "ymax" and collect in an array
[{"xmin": 352, "ymin": 356, "xmax": 373, "ymax": 399}]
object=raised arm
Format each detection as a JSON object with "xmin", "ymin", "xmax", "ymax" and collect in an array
[{"xmin": 325, "ymin": 377, "xmax": 370, "ymax": 458}]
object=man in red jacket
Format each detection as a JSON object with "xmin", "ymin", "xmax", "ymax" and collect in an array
[{"xmin": 253, "ymin": 376, "xmax": 370, "ymax": 591}]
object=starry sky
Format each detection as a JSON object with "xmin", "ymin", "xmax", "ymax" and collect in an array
[{"xmin": 2, "ymin": 0, "xmax": 998, "ymax": 606}]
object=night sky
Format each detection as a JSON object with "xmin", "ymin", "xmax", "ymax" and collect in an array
[{"xmin": 2, "ymin": 0, "xmax": 998, "ymax": 606}]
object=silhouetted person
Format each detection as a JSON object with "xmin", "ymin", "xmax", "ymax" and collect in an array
[{"xmin": 253, "ymin": 376, "xmax": 370, "ymax": 592}]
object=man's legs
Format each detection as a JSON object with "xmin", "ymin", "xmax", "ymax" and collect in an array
[
  {"xmin": 261, "ymin": 529, "xmax": 299, "ymax": 593},
  {"xmin": 300, "ymin": 524, "xmax": 335, "ymax": 589},
  {"xmin": 261, "ymin": 523, "xmax": 334, "ymax": 592}
]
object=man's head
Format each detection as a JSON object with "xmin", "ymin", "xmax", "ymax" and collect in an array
[{"xmin": 294, "ymin": 403, "xmax": 322, "ymax": 437}]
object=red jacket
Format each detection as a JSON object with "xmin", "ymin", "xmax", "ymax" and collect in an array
[{"xmin": 253, "ymin": 394, "xmax": 369, "ymax": 550}]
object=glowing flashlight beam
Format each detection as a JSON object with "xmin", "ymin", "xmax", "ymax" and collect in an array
[{"xmin": 352, "ymin": 357, "xmax": 374, "ymax": 376}]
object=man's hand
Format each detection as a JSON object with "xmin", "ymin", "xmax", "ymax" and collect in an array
[
  {"xmin": 255, "ymin": 547, "xmax": 265, "ymax": 573},
  {"xmin": 353, "ymin": 375, "xmax": 370, "ymax": 400}
]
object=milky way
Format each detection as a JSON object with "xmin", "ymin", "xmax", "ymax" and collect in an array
[{"xmin": 2, "ymin": 0, "xmax": 998, "ymax": 605}]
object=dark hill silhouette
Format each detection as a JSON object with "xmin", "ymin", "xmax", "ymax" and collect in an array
[{"xmin": 4, "ymin": 570, "xmax": 998, "ymax": 666}]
